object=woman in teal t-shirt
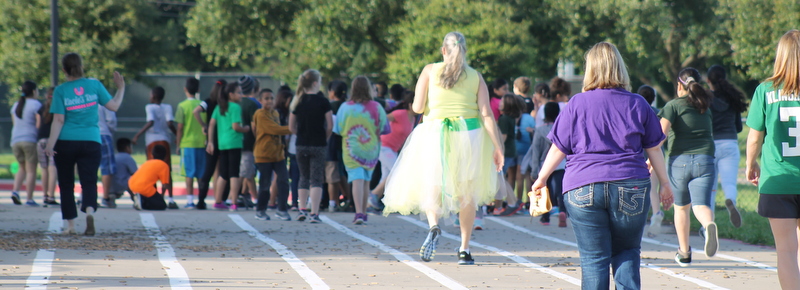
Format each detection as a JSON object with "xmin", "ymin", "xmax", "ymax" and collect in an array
[
  {"xmin": 746, "ymin": 30, "xmax": 800, "ymax": 289},
  {"xmin": 44, "ymin": 52, "xmax": 126, "ymax": 235},
  {"xmin": 207, "ymin": 82, "xmax": 250, "ymax": 211}
]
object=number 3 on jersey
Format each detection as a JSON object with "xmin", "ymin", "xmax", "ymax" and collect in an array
[{"xmin": 780, "ymin": 107, "xmax": 800, "ymax": 157}]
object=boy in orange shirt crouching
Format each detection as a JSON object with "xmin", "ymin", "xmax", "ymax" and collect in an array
[{"xmin": 129, "ymin": 145, "xmax": 171, "ymax": 210}]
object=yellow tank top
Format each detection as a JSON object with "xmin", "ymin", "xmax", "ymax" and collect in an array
[{"xmin": 424, "ymin": 62, "xmax": 480, "ymax": 119}]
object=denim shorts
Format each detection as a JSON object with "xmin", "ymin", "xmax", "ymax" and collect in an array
[
  {"xmin": 100, "ymin": 135, "xmax": 116, "ymax": 176},
  {"xmin": 668, "ymin": 154, "xmax": 715, "ymax": 207},
  {"xmin": 503, "ymin": 156, "xmax": 518, "ymax": 173}
]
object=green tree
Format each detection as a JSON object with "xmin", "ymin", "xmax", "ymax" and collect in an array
[
  {"xmin": 720, "ymin": 0, "xmax": 800, "ymax": 82},
  {"xmin": 0, "ymin": 0, "xmax": 190, "ymax": 94},
  {"xmin": 385, "ymin": 0, "xmax": 536, "ymax": 86}
]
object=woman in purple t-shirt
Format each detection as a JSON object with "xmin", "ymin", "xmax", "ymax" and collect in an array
[{"xmin": 532, "ymin": 42, "xmax": 673, "ymax": 290}]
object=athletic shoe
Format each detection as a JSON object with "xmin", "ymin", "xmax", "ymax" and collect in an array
[
  {"xmin": 241, "ymin": 194, "xmax": 256, "ymax": 209},
  {"xmin": 229, "ymin": 204, "xmax": 239, "ymax": 212},
  {"xmin": 419, "ymin": 225, "xmax": 441, "ymax": 262},
  {"xmin": 492, "ymin": 208, "xmax": 504, "ymax": 216},
  {"xmin": 133, "ymin": 194, "xmax": 142, "ymax": 210},
  {"xmin": 213, "ymin": 203, "xmax": 228, "ymax": 210},
  {"xmin": 255, "ymin": 211, "xmax": 270, "ymax": 220},
  {"xmin": 675, "ymin": 247, "xmax": 692, "ymax": 267},
  {"xmin": 61, "ymin": 228, "xmax": 77, "ymax": 235},
  {"xmin": 458, "ymin": 250, "xmax": 475, "ymax": 265},
  {"xmin": 85, "ymin": 214, "xmax": 95, "ymax": 236},
  {"xmin": 704, "ymin": 222, "xmax": 719, "ymax": 258},
  {"xmin": 25, "ymin": 200, "xmax": 40, "ymax": 207},
  {"xmin": 290, "ymin": 206, "xmax": 299, "ymax": 211},
  {"xmin": 184, "ymin": 203, "xmax": 196, "ymax": 209},
  {"xmin": 353, "ymin": 213, "xmax": 366, "ymax": 225},
  {"xmin": 275, "ymin": 211, "xmax": 292, "ymax": 221},
  {"xmin": 368, "ymin": 194, "xmax": 385, "ymax": 211},
  {"xmin": 101, "ymin": 198, "xmax": 116, "ymax": 209},
  {"xmin": 648, "ymin": 211, "xmax": 663, "ymax": 235},
  {"xmin": 558, "ymin": 212, "xmax": 568, "ymax": 228},
  {"xmin": 540, "ymin": 214, "xmax": 550, "ymax": 226},
  {"xmin": 309, "ymin": 214, "xmax": 322, "ymax": 223},
  {"xmin": 725, "ymin": 199, "xmax": 742, "ymax": 228},
  {"xmin": 11, "ymin": 192, "xmax": 21, "ymax": 205},
  {"xmin": 44, "ymin": 198, "xmax": 59, "ymax": 206},
  {"xmin": 474, "ymin": 218, "xmax": 484, "ymax": 230},
  {"xmin": 196, "ymin": 202, "xmax": 207, "ymax": 210},
  {"xmin": 297, "ymin": 210, "xmax": 309, "ymax": 221},
  {"xmin": 498, "ymin": 206, "xmax": 521, "ymax": 216},
  {"xmin": 168, "ymin": 201, "xmax": 179, "ymax": 210}
]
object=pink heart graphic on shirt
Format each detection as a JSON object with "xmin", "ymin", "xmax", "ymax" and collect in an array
[{"xmin": 74, "ymin": 87, "xmax": 84, "ymax": 96}]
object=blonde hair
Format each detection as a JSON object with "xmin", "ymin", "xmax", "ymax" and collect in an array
[
  {"xmin": 350, "ymin": 76, "xmax": 374, "ymax": 103},
  {"xmin": 290, "ymin": 69, "xmax": 322, "ymax": 111},
  {"xmin": 767, "ymin": 30, "xmax": 800, "ymax": 96},
  {"xmin": 438, "ymin": 32, "xmax": 468, "ymax": 89},
  {"xmin": 514, "ymin": 77, "xmax": 531, "ymax": 96},
  {"xmin": 582, "ymin": 42, "xmax": 631, "ymax": 92}
]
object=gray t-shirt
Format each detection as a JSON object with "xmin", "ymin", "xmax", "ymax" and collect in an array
[
  {"xmin": 98, "ymin": 105, "xmax": 117, "ymax": 136},
  {"xmin": 10, "ymin": 99, "xmax": 42, "ymax": 145},
  {"xmin": 113, "ymin": 152, "xmax": 138, "ymax": 193}
]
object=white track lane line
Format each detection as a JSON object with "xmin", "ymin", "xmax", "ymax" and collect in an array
[
  {"xmin": 25, "ymin": 212, "xmax": 61, "ymax": 289},
  {"xmin": 140, "ymin": 213, "xmax": 192, "ymax": 290},
  {"xmin": 397, "ymin": 216, "xmax": 581, "ymax": 286},
  {"xmin": 641, "ymin": 237, "xmax": 777, "ymax": 272},
  {"xmin": 229, "ymin": 214, "xmax": 330, "ymax": 290},
  {"xmin": 320, "ymin": 215, "xmax": 468, "ymax": 290},
  {"xmin": 487, "ymin": 217, "xmax": 730, "ymax": 290}
]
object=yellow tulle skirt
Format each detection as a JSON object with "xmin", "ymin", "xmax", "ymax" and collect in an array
[{"xmin": 381, "ymin": 117, "xmax": 504, "ymax": 219}]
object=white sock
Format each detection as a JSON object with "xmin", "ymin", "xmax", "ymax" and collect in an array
[
  {"xmin": 87, "ymin": 207, "xmax": 96, "ymax": 215},
  {"xmin": 168, "ymin": 197, "xmax": 174, "ymax": 203},
  {"xmin": 186, "ymin": 195, "xmax": 194, "ymax": 204},
  {"xmin": 329, "ymin": 200, "xmax": 336, "ymax": 208},
  {"xmin": 459, "ymin": 247, "xmax": 470, "ymax": 254},
  {"xmin": 66, "ymin": 219, "xmax": 75, "ymax": 231}
]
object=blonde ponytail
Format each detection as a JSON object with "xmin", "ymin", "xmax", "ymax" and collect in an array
[
  {"xmin": 289, "ymin": 69, "xmax": 322, "ymax": 111},
  {"xmin": 438, "ymin": 32, "xmax": 468, "ymax": 89}
]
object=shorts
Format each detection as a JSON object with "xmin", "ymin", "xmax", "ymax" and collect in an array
[
  {"xmin": 100, "ymin": 135, "xmax": 116, "ymax": 176},
  {"xmin": 180, "ymin": 148, "xmax": 206, "ymax": 178},
  {"xmin": 12, "ymin": 141, "xmax": 38, "ymax": 165},
  {"xmin": 325, "ymin": 161, "xmax": 342, "ymax": 183},
  {"xmin": 346, "ymin": 167, "xmax": 374, "ymax": 182},
  {"xmin": 503, "ymin": 156, "xmax": 518, "ymax": 173},
  {"xmin": 758, "ymin": 194, "xmax": 800, "ymax": 218},
  {"xmin": 239, "ymin": 151, "xmax": 256, "ymax": 179},
  {"xmin": 37, "ymin": 138, "xmax": 54, "ymax": 168},
  {"xmin": 219, "ymin": 148, "xmax": 242, "ymax": 180},
  {"xmin": 668, "ymin": 154, "xmax": 715, "ymax": 207},
  {"xmin": 146, "ymin": 141, "xmax": 172, "ymax": 169}
]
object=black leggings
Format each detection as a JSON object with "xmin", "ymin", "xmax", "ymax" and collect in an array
[
  {"xmin": 540, "ymin": 169, "xmax": 566, "ymax": 220},
  {"xmin": 256, "ymin": 160, "xmax": 289, "ymax": 212},
  {"xmin": 198, "ymin": 147, "xmax": 220, "ymax": 204},
  {"xmin": 54, "ymin": 140, "xmax": 101, "ymax": 220}
]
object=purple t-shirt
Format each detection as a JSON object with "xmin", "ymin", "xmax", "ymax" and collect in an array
[{"xmin": 548, "ymin": 88, "xmax": 665, "ymax": 193}]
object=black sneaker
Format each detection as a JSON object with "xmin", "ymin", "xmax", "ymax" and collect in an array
[
  {"xmin": 275, "ymin": 211, "xmax": 292, "ymax": 221},
  {"xmin": 675, "ymin": 247, "xmax": 692, "ymax": 267},
  {"xmin": 241, "ymin": 194, "xmax": 256, "ymax": 209},
  {"xmin": 309, "ymin": 214, "xmax": 322, "ymax": 223},
  {"xmin": 168, "ymin": 201, "xmax": 179, "ymax": 209},
  {"xmin": 44, "ymin": 198, "xmax": 59, "ymax": 206},
  {"xmin": 101, "ymin": 198, "xmax": 117, "ymax": 209},
  {"xmin": 419, "ymin": 225, "xmax": 441, "ymax": 262},
  {"xmin": 458, "ymin": 251, "xmax": 475, "ymax": 265},
  {"xmin": 725, "ymin": 199, "xmax": 742, "ymax": 228},
  {"xmin": 196, "ymin": 202, "xmax": 207, "ymax": 210},
  {"xmin": 11, "ymin": 192, "xmax": 21, "ymax": 205},
  {"xmin": 255, "ymin": 211, "xmax": 270, "ymax": 220}
]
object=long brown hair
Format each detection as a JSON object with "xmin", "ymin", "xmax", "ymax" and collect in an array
[
  {"xmin": 766, "ymin": 30, "xmax": 800, "ymax": 96},
  {"xmin": 61, "ymin": 53, "xmax": 84, "ymax": 78},
  {"xmin": 438, "ymin": 32, "xmax": 468, "ymax": 89},
  {"xmin": 349, "ymin": 76, "xmax": 374, "ymax": 104},
  {"xmin": 678, "ymin": 67, "xmax": 712, "ymax": 114}
]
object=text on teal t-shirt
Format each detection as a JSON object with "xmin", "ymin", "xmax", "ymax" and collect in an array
[
  {"xmin": 212, "ymin": 102, "xmax": 244, "ymax": 150},
  {"xmin": 50, "ymin": 78, "xmax": 113, "ymax": 143}
]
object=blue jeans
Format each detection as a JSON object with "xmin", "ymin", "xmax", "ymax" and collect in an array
[
  {"xmin": 256, "ymin": 160, "xmax": 289, "ymax": 212},
  {"xmin": 712, "ymin": 140, "xmax": 739, "ymax": 207},
  {"xmin": 565, "ymin": 178, "xmax": 650, "ymax": 290},
  {"xmin": 668, "ymin": 154, "xmax": 715, "ymax": 207}
]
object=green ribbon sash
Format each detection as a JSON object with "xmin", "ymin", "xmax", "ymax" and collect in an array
[{"xmin": 439, "ymin": 117, "xmax": 480, "ymax": 204}]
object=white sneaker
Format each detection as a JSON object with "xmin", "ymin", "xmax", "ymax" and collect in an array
[
  {"xmin": 133, "ymin": 194, "xmax": 142, "ymax": 211},
  {"xmin": 648, "ymin": 211, "xmax": 663, "ymax": 236}
]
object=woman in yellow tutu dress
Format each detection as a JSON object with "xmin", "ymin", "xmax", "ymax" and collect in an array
[{"xmin": 382, "ymin": 31, "xmax": 505, "ymax": 265}]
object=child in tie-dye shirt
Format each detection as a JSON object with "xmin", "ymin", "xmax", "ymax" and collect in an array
[{"xmin": 334, "ymin": 76, "xmax": 390, "ymax": 224}]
